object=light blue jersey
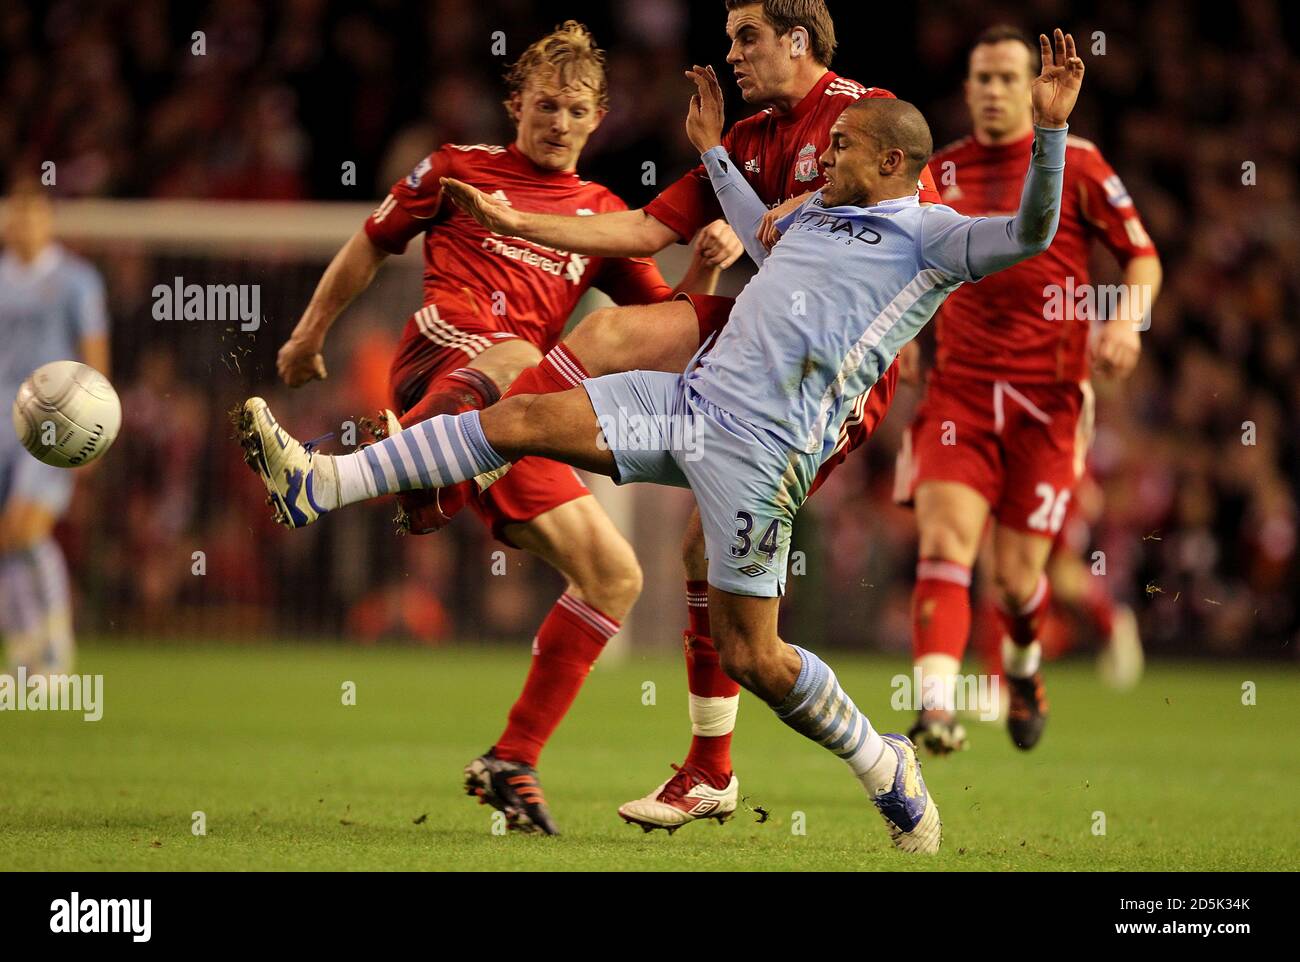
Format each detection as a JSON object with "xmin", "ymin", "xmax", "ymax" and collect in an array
[
  {"xmin": 0, "ymin": 244, "xmax": 108, "ymax": 406},
  {"xmin": 689, "ymin": 127, "xmax": 1068, "ymax": 462},
  {"xmin": 373, "ymin": 129, "xmax": 1069, "ymax": 597}
]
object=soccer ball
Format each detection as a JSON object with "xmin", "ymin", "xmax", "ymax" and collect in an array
[{"xmin": 11, "ymin": 361, "xmax": 122, "ymax": 468}]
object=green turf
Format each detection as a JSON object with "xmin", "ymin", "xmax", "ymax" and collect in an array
[{"xmin": 1, "ymin": 643, "xmax": 1295, "ymax": 871}]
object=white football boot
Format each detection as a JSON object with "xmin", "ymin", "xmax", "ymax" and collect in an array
[
  {"xmin": 618, "ymin": 764, "xmax": 738, "ymax": 834},
  {"xmin": 236, "ymin": 397, "xmax": 335, "ymax": 529}
]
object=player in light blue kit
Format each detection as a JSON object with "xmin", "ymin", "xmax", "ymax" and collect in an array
[
  {"xmin": 1, "ymin": 181, "xmax": 110, "ymax": 674},
  {"xmin": 239, "ymin": 30, "xmax": 1084, "ymax": 852}
]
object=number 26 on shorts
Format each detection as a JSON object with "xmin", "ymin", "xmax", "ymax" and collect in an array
[{"xmin": 1028, "ymin": 483, "xmax": 1071, "ymax": 534}]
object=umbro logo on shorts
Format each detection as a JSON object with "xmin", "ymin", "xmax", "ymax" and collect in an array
[{"xmin": 737, "ymin": 563, "xmax": 769, "ymax": 578}]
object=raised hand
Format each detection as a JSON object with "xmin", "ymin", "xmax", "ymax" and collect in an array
[
  {"xmin": 440, "ymin": 177, "xmax": 521, "ymax": 235},
  {"xmin": 684, "ymin": 64, "xmax": 726, "ymax": 154},
  {"xmin": 1031, "ymin": 28, "xmax": 1085, "ymax": 128}
]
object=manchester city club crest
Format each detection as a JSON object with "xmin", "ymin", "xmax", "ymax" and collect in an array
[{"xmin": 794, "ymin": 142, "xmax": 819, "ymax": 182}]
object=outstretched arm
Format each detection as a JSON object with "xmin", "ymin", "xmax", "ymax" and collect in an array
[
  {"xmin": 958, "ymin": 125, "xmax": 1068, "ymax": 275},
  {"xmin": 278, "ymin": 229, "xmax": 388, "ymax": 386},
  {"xmin": 440, "ymin": 178, "xmax": 680, "ymax": 257}
]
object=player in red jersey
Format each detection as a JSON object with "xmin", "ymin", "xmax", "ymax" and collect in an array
[
  {"xmin": 273, "ymin": 22, "xmax": 734, "ymax": 834},
  {"xmin": 893, "ymin": 25, "xmax": 1162, "ymax": 753},
  {"xmin": 441, "ymin": 0, "xmax": 943, "ymax": 832}
]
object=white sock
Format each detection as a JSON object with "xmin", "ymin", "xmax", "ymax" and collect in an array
[
  {"xmin": 856, "ymin": 732, "xmax": 895, "ymax": 794},
  {"xmin": 328, "ymin": 452, "xmax": 370, "ymax": 509},
  {"xmin": 1002, "ymin": 638, "xmax": 1042, "ymax": 679},
  {"xmin": 916, "ymin": 653, "xmax": 960, "ymax": 713}
]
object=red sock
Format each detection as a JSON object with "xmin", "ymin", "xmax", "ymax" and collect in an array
[
  {"xmin": 682, "ymin": 581, "xmax": 739, "ymax": 785},
  {"xmin": 1038, "ymin": 603, "xmax": 1073, "ymax": 660},
  {"xmin": 493, "ymin": 593, "xmax": 620, "ymax": 767},
  {"xmin": 685, "ymin": 579, "xmax": 710, "ymax": 636},
  {"xmin": 500, "ymin": 344, "xmax": 591, "ymax": 401},
  {"xmin": 996, "ymin": 574, "xmax": 1051, "ymax": 648},
  {"xmin": 398, "ymin": 367, "xmax": 500, "ymax": 427},
  {"xmin": 911, "ymin": 559, "xmax": 973, "ymax": 661}
]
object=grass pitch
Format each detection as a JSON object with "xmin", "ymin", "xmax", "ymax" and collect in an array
[{"xmin": 1, "ymin": 643, "xmax": 1295, "ymax": 871}]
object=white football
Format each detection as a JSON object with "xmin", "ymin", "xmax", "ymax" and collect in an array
[{"xmin": 11, "ymin": 361, "xmax": 122, "ymax": 468}]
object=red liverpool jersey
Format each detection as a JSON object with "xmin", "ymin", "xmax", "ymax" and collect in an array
[
  {"xmin": 645, "ymin": 71, "xmax": 942, "ymax": 241},
  {"xmin": 930, "ymin": 131, "xmax": 1157, "ymax": 384},
  {"xmin": 364, "ymin": 143, "xmax": 673, "ymax": 353}
]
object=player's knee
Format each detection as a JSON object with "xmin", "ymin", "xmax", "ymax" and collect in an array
[
  {"xmin": 716, "ymin": 637, "xmax": 754, "ymax": 688},
  {"xmin": 715, "ymin": 634, "xmax": 781, "ymax": 700},
  {"xmin": 918, "ymin": 516, "xmax": 977, "ymax": 565},
  {"xmin": 600, "ymin": 553, "xmax": 644, "ymax": 619},
  {"xmin": 572, "ymin": 539, "xmax": 643, "ymax": 620},
  {"xmin": 568, "ymin": 306, "xmax": 633, "ymax": 375},
  {"xmin": 992, "ymin": 557, "xmax": 1041, "ymax": 609},
  {"xmin": 477, "ymin": 338, "xmax": 542, "ymax": 389}
]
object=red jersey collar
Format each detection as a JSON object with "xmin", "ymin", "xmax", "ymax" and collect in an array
[
  {"xmin": 971, "ymin": 129, "xmax": 1036, "ymax": 154},
  {"xmin": 506, "ymin": 142, "xmax": 582, "ymax": 183},
  {"xmin": 775, "ymin": 70, "xmax": 838, "ymax": 126}
]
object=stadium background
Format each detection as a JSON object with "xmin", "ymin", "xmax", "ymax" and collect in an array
[{"xmin": 3, "ymin": 0, "xmax": 1297, "ymax": 661}]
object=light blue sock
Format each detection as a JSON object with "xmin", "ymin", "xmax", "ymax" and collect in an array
[
  {"xmin": 0, "ymin": 540, "xmax": 73, "ymax": 673},
  {"xmin": 332, "ymin": 410, "xmax": 507, "ymax": 506},
  {"xmin": 775, "ymin": 646, "xmax": 886, "ymax": 777}
]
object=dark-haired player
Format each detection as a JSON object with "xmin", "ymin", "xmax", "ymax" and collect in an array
[
  {"xmin": 895, "ymin": 26, "xmax": 1160, "ymax": 753},
  {"xmin": 441, "ymin": 0, "xmax": 941, "ymax": 833}
]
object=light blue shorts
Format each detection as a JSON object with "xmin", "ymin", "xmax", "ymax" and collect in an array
[
  {"xmin": 0, "ymin": 432, "xmax": 75, "ymax": 517},
  {"xmin": 582, "ymin": 370, "xmax": 818, "ymax": 598}
]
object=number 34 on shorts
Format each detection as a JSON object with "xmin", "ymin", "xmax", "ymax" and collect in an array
[{"xmin": 730, "ymin": 510, "xmax": 787, "ymax": 571}]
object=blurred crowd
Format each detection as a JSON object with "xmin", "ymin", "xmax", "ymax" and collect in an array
[{"xmin": 5, "ymin": 0, "xmax": 1297, "ymax": 656}]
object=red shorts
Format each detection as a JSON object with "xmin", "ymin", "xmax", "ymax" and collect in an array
[
  {"xmin": 809, "ymin": 359, "xmax": 899, "ymax": 495},
  {"xmin": 894, "ymin": 370, "xmax": 1094, "ymax": 537},
  {"xmin": 677, "ymin": 293, "xmax": 900, "ymax": 497},
  {"xmin": 679, "ymin": 291, "xmax": 735, "ymax": 344},
  {"xmin": 389, "ymin": 307, "xmax": 588, "ymax": 548},
  {"xmin": 389, "ymin": 305, "xmax": 526, "ymax": 413}
]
